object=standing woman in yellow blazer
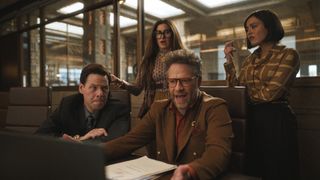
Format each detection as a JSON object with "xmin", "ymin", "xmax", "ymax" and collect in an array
[
  {"xmin": 112, "ymin": 19, "xmax": 185, "ymax": 118},
  {"xmin": 224, "ymin": 9, "xmax": 300, "ymax": 180}
]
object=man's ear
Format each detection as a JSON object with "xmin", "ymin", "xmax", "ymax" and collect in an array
[
  {"xmin": 79, "ymin": 83, "xmax": 84, "ymax": 94},
  {"xmin": 197, "ymin": 76, "xmax": 202, "ymax": 87}
]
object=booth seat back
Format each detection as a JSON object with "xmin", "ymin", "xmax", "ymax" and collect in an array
[
  {"xmin": 109, "ymin": 88, "xmax": 132, "ymax": 130},
  {"xmin": 0, "ymin": 92, "xmax": 9, "ymax": 128},
  {"xmin": 5, "ymin": 87, "xmax": 51, "ymax": 133},
  {"xmin": 5, "ymin": 87, "xmax": 132, "ymax": 134},
  {"xmin": 51, "ymin": 87, "xmax": 78, "ymax": 111},
  {"xmin": 200, "ymin": 86, "xmax": 247, "ymax": 173}
]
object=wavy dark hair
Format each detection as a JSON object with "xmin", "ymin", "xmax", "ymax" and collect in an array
[
  {"xmin": 244, "ymin": 9, "xmax": 284, "ymax": 49},
  {"xmin": 80, "ymin": 63, "xmax": 111, "ymax": 85},
  {"xmin": 138, "ymin": 19, "xmax": 185, "ymax": 89}
]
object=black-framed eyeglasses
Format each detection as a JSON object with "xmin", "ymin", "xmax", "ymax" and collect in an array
[
  {"xmin": 154, "ymin": 29, "xmax": 172, "ymax": 39},
  {"xmin": 167, "ymin": 76, "xmax": 197, "ymax": 88}
]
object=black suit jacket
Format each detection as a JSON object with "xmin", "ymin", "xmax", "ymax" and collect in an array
[{"xmin": 36, "ymin": 93, "xmax": 130, "ymax": 142}]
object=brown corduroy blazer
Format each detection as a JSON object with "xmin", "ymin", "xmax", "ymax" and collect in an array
[{"xmin": 104, "ymin": 91, "xmax": 233, "ymax": 179}]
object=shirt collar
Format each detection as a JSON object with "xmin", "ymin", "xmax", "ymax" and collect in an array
[
  {"xmin": 253, "ymin": 44, "xmax": 286, "ymax": 57},
  {"xmin": 84, "ymin": 106, "xmax": 99, "ymax": 119}
]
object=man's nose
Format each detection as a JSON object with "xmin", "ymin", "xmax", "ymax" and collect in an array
[
  {"xmin": 159, "ymin": 34, "xmax": 165, "ymax": 39},
  {"xmin": 96, "ymin": 88, "xmax": 105, "ymax": 96},
  {"xmin": 175, "ymin": 80, "xmax": 184, "ymax": 90}
]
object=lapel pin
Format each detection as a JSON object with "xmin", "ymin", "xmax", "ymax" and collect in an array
[{"xmin": 191, "ymin": 121, "xmax": 196, "ymax": 127}]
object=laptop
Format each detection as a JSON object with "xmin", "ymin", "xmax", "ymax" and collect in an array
[{"xmin": 0, "ymin": 130, "xmax": 105, "ymax": 180}]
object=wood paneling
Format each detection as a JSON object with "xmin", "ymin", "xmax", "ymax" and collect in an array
[
  {"xmin": 290, "ymin": 77, "xmax": 320, "ymax": 180},
  {"xmin": 0, "ymin": 33, "xmax": 22, "ymax": 91}
]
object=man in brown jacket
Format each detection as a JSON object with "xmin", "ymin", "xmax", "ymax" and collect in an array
[
  {"xmin": 99, "ymin": 49, "xmax": 233, "ymax": 179},
  {"xmin": 60, "ymin": 49, "xmax": 232, "ymax": 179}
]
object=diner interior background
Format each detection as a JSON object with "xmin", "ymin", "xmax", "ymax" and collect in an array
[
  {"xmin": 0, "ymin": 0, "xmax": 319, "ymax": 88},
  {"xmin": 0, "ymin": 1, "xmax": 320, "ymax": 179}
]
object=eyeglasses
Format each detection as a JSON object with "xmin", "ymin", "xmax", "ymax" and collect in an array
[
  {"xmin": 167, "ymin": 76, "xmax": 197, "ymax": 88},
  {"xmin": 154, "ymin": 29, "xmax": 172, "ymax": 39}
]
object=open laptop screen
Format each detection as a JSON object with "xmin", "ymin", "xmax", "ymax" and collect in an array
[{"xmin": 0, "ymin": 131, "xmax": 105, "ymax": 180}]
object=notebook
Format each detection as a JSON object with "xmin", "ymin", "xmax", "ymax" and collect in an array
[{"xmin": 0, "ymin": 130, "xmax": 105, "ymax": 180}]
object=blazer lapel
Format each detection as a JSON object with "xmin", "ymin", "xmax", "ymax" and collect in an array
[
  {"xmin": 175, "ymin": 94, "xmax": 203, "ymax": 160},
  {"xmin": 175, "ymin": 113, "xmax": 195, "ymax": 159},
  {"xmin": 163, "ymin": 108, "xmax": 177, "ymax": 162},
  {"xmin": 96, "ymin": 104, "xmax": 112, "ymax": 128},
  {"xmin": 75, "ymin": 104, "xmax": 87, "ymax": 134},
  {"xmin": 71, "ymin": 94, "xmax": 89, "ymax": 134}
]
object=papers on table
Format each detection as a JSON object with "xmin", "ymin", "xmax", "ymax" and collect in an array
[{"xmin": 105, "ymin": 156, "xmax": 177, "ymax": 180}]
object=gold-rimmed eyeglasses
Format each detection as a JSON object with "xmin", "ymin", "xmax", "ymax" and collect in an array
[
  {"xmin": 154, "ymin": 29, "xmax": 172, "ymax": 39},
  {"xmin": 167, "ymin": 76, "xmax": 197, "ymax": 88}
]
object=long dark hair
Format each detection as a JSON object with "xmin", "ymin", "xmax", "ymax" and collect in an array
[
  {"xmin": 138, "ymin": 19, "xmax": 185, "ymax": 89},
  {"xmin": 244, "ymin": 9, "xmax": 284, "ymax": 49}
]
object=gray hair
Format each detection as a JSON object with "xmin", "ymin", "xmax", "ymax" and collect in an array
[{"xmin": 164, "ymin": 49, "xmax": 202, "ymax": 77}]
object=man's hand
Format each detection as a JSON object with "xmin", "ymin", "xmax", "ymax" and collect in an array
[
  {"xmin": 61, "ymin": 128, "xmax": 107, "ymax": 142},
  {"xmin": 171, "ymin": 164, "xmax": 192, "ymax": 180},
  {"xmin": 79, "ymin": 128, "xmax": 108, "ymax": 141},
  {"xmin": 62, "ymin": 134, "xmax": 80, "ymax": 142}
]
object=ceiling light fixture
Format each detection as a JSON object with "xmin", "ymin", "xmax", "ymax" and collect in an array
[{"xmin": 197, "ymin": 0, "xmax": 246, "ymax": 8}]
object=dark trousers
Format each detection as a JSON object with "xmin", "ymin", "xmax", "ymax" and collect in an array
[{"xmin": 245, "ymin": 102, "xmax": 300, "ymax": 180}]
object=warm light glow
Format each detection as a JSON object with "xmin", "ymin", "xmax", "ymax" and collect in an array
[
  {"xmin": 45, "ymin": 22, "xmax": 83, "ymax": 35},
  {"xmin": 124, "ymin": 0, "xmax": 184, "ymax": 18},
  {"xmin": 76, "ymin": 13, "xmax": 83, "ymax": 19},
  {"xmin": 308, "ymin": 65, "xmax": 317, "ymax": 77},
  {"xmin": 57, "ymin": 2, "xmax": 84, "ymax": 14},
  {"xmin": 281, "ymin": 17, "xmax": 296, "ymax": 30},
  {"xmin": 197, "ymin": 0, "xmax": 246, "ymax": 8},
  {"xmin": 109, "ymin": 13, "xmax": 137, "ymax": 28},
  {"xmin": 216, "ymin": 26, "xmax": 245, "ymax": 38},
  {"xmin": 119, "ymin": 0, "xmax": 125, "ymax": 4},
  {"xmin": 46, "ymin": 22, "xmax": 66, "ymax": 31},
  {"xmin": 68, "ymin": 24, "xmax": 84, "ymax": 35},
  {"xmin": 217, "ymin": 28, "xmax": 234, "ymax": 37}
]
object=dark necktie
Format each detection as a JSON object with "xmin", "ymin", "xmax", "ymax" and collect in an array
[{"xmin": 87, "ymin": 115, "xmax": 96, "ymax": 131}]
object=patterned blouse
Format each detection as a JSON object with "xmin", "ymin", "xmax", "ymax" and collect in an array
[
  {"xmin": 224, "ymin": 45, "xmax": 300, "ymax": 103},
  {"xmin": 122, "ymin": 51, "xmax": 169, "ymax": 118},
  {"xmin": 153, "ymin": 51, "xmax": 168, "ymax": 92}
]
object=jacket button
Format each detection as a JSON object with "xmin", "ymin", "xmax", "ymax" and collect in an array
[
  {"xmin": 157, "ymin": 151, "xmax": 161, "ymax": 155},
  {"xmin": 193, "ymin": 152, "xmax": 197, "ymax": 156}
]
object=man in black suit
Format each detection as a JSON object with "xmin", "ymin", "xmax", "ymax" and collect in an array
[{"xmin": 36, "ymin": 63, "xmax": 130, "ymax": 143}]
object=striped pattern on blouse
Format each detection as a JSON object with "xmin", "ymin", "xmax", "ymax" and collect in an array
[{"xmin": 224, "ymin": 45, "xmax": 300, "ymax": 103}]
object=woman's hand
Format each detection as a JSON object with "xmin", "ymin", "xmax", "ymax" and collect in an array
[
  {"xmin": 110, "ymin": 74, "xmax": 124, "ymax": 88},
  {"xmin": 224, "ymin": 41, "xmax": 235, "ymax": 63},
  {"xmin": 110, "ymin": 74, "xmax": 121, "ymax": 83}
]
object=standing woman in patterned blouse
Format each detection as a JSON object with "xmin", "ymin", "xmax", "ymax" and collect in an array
[
  {"xmin": 224, "ymin": 10, "xmax": 300, "ymax": 180},
  {"xmin": 112, "ymin": 19, "xmax": 185, "ymax": 118}
]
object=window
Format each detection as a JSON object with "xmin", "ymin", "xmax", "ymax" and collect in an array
[
  {"xmin": 309, "ymin": 65, "xmax": 317, "ymax": 77},
  {"xmin": 119, "ymin": 0, "xmax": 319, "ymax": 80}
]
